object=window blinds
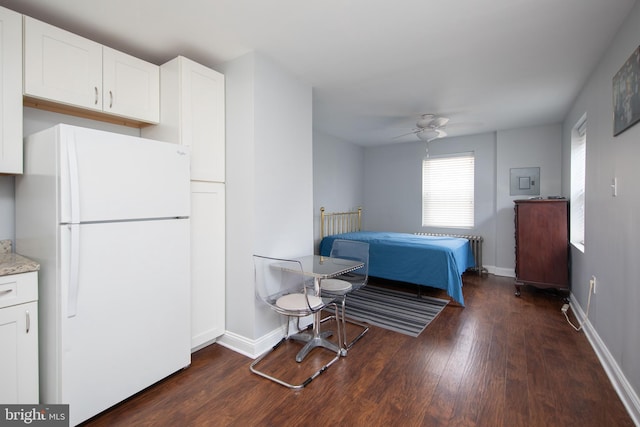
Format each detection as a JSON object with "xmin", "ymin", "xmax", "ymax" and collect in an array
[{"xmin": 422, "ymin": 152, "xmax": 475, "ymax": 228}]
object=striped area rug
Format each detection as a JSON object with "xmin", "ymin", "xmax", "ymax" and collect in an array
[{"xmin": 343, "ymin": 285, "xmax": 449, "ymax": 337}]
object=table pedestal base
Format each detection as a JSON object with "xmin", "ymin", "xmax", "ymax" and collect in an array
[
  {"xmin": 291, "ymin": 311, "xmax": 342, "ymax": 362},
  {"xmin": 290, "ymin": 330, "xmax": 340, "ymax": 362}
]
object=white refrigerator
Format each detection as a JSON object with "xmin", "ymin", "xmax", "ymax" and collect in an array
[{"xmin": 15, "ymin": 124, "xmax": 191, "ymax": 426}]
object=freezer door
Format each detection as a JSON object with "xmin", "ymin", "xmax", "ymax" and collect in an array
[
  {"xmin": 56, "ymin": 219, "xmax": 190, "ymax": 425},
  {"xmin": 55, "ymin": 124, "xmax": 190, "ymax": 223}
]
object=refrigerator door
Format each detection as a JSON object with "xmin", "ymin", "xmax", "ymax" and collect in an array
[
  {"xmin": 58, "ymin": 219, "xmax": 190, "ymax": 425},
  {"xmin": 54, "ymin": 124, "xmax": 190, "ymax": 224}
]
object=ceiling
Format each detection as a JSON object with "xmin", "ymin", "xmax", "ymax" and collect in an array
[{"xmin": 2, "ymin": 0, "xmax": 637, "ymax": 146}]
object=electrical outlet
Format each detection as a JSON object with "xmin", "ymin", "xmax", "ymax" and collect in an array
[
  {"xmin": 561, "ymin": 303, "xmax": 569, "ymax": 313},
  {"xmin": 590, "ymin": 276, "xmax": 597, "ymax": 294}
]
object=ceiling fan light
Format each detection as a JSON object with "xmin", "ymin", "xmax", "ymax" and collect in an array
[{"xmin": 417, "ymin": 129, "xmax": 438, "ymax": 141}]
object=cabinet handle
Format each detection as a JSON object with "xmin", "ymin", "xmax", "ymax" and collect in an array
[
  {"xmin": 0, "ymin": 288, "xmax": 13, "ymax": 295},
  {"xmin": 109, "ymin": 91, "xmax": 113, "ymax": 109},
  {"xmin": 26, "ymin": 310, "xmax": 30, "ymax": 334},
  {"xmin": 94, "ymin": 86, "xmax": 99, "ymax": 105}
]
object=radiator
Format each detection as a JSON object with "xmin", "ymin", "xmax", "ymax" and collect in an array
[{"xmin": 414, "ymin": 232, "xmax": 486, "ymax": 275}]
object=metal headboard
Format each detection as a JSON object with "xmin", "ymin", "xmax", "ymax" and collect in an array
[{"xmin": 320, "ymin": 207, "xmax": 362, "ymax": 238}]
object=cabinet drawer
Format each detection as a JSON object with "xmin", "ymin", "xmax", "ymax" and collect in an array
[{"xmin": 0, "ymin": 272, "xmax": 38, "ymax": 309}]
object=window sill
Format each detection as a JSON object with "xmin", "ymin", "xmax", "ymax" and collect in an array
[{"xmin": 571, "ymin": 241, "xmax": 585, "ymax": 253}]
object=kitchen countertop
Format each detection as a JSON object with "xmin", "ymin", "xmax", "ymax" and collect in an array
[{"xmin": 0, "ymin": 240, "xmax": 40, "ymax": 276}]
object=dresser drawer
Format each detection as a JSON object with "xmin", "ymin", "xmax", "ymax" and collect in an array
[{"xmin": 0, "ymin": 272, "xmax": 38, "ymax": 309}]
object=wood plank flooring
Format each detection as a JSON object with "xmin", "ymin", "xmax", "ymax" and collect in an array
[{"xmin": 81, "ymin": 274, "xmax": 634, "ymax": 427}]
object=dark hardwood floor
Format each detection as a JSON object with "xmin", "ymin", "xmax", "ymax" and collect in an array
[{"xmin": 82, "ymin": 274, "xmax": 634, "ymax": 427}]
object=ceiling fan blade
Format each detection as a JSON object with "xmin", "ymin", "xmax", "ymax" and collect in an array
[
  {"xmin": 432, "ymin": 117, "xmax": 449, "ymax": 127},
  {"xmin": 392, "ymin": 130, "xmax": 419, "ymax": 139},
  {"xmin": 436, "ymin": 129, "xmax": 447, "ymax": 138}
]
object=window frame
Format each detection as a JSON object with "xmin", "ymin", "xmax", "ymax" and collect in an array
[
  {"xmin": 570, "ymin": 115, "xmax": 586, "ymax": 252},
  {"xmin": 421, "ymin": 151, "xmax": 475, "ymax": 229}
]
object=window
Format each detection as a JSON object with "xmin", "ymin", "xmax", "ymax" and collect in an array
[
  {"xmin": 571, "ymin": 116, "xmax": 586, "ymax": 250},
  {"xmin": 422, "ymin": 152, "xmax": 475, "ymax": 228}
]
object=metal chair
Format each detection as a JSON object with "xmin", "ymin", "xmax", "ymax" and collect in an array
[
  {"xmin": 250, "ymin": 255, "xmax": 342, "ymax": 389},
  {"xmin": 321, "ymin": 239, "xmax": 370, "ymax": 352}
]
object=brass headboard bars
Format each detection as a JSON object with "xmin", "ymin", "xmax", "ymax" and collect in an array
[{"xmin": 320, "ymin": 207, "xmax": 362, "ymax": 238}]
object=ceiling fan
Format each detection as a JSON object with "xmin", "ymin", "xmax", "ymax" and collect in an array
[{"xmin": 395, "ymin": 114, "xmax": 449, "ymax": 142}]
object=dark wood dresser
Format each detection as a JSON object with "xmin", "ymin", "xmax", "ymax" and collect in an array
[{"xmin": 514, "ymin": 199, "xmax": 569, "ymax": 296}]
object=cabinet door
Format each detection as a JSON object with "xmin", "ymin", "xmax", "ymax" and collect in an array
[
  {"xmin": 180, "ymin": 58, "xmax": 225, "ymax": 182},
  {"xmin": 24, "ymin": 16, "xmax": 102, "ymax": 111},
  {"xmin": 190, "ymin": 181, "xmax": 225, "ymax": 349},
  {"xmin": 0, "ymin": 301, "xmax": 38, "ymax": 403},
  {"xmin": 103, "ymin": 46, "xmax": 159, "ymax": 123},
  {"xmin": 142, "ymin": 56, "xmax": 225, "ymax": 182},
  {"xmin": 0, "ymin": 7, "xmax": 22, "ymax": 174}
]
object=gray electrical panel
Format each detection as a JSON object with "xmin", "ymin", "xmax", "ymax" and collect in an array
[{"xmin": 510, "ymin": 167, "xmax": 540, "ymax": 196}]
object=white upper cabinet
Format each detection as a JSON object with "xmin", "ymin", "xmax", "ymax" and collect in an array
[
  {"xmin": 23, "ymin": 16, "xmax": 159, "ymax": 124},
  {"xmin": 102, "ymin": 46, "xmax": 160, "ymax": 123},
  {"xmin": 143, "ymin": 56, "xmax": 225, "ymax": 182},
  {"xmin": 0, "ymin": 6, "xmax": 23, "ymax": 174},
  {"xmin": 23, "ymin": 16, "xmax": 102, "ymax": 112}
]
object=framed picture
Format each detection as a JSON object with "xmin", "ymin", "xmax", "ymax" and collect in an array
[{"xmin": 613, "ymin": 45, "xmax": 640, "ymax": 136}]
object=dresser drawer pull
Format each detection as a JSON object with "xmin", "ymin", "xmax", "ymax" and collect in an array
[{"xmin": 0, "ymin": 288, "xmax": 14, "ymax": 296}]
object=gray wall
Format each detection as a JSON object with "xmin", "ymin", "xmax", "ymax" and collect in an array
[
  {"xmin": 361, "ymin": 132, "xmax": 497, "ymax": 271},
  {"xmin": 562, "ymin": 1, "xmax": 640, "ymax": 419},
  {"xmin": 495, "ymin": 124, "xmax": 563, "ymax": 276},
  {"xmin": 312, "ymin": 130, "xmax": 365, "ymax": 250},
  {"xmin": 0, "ymin": 177, "xmax": 14, "ymax": 243},
  {"xmin": 313, "ymin": 126, "xmax": 563, "ymax": 275}
]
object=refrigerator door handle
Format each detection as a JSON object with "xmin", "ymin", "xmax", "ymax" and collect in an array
[
  {"xmin": 67, "ymin": 138, "xmax": 81, "ymax": 224},
  {"xmin": 68, "ymin": 224, "xmax": 80, "ymax": 317}
]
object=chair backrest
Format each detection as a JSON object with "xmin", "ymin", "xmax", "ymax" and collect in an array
[
  {"xmin": 329, "ymin": 239, "xmax": 369, "ymax": 289},
  {"xmin": 253, "ymin": 255, "xmax": 317, "ymax": 315}
]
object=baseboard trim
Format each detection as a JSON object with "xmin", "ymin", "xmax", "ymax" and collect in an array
[
  {"xmin": 490, "ymin": 266, "xmax": 515, "ymax": 277},
  {"xmin": 570, "ymin": 293, "xmax": 640, "ymax": 426},
  {"xmin": 215, "ymin": 327, "xmax": 285, "ymax": 359}
]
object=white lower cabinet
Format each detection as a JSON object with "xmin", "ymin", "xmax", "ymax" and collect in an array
[
  {"xmin": 142, "ymin": 56, "xmax": 226, "ymax": 350},
  {"xmin": 0, "ymin": 272, "xmax": 38, "ymax": 403},
  {"xmin": 190, "ymin": 181, "xmax": 225, "ymax": 349}
]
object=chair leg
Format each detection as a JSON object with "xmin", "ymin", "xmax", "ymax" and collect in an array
[
  {"xmin": 337, "ymin": 296, "xmax": 369, "ymax": 352},
  {"xmin": 321, "ymin": 296, "xmax": 369, "ymax": 354},
  {"xmin": 250, "ymin": 306, "xmax": 342, "ymax": 389},
  {"xmin": 250, "ymin": 336, "xmax": 341, "ymax": 389},
  {"xmin": 344, "ymin": 318, "xmax": 369, "ymax": 350}
]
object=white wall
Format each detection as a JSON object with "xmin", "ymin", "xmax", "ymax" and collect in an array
[
  {"xmin": 495, "ymin": 123, "xmax": 563, "ymax": 276},
  {"xmin": 220, "ymin": 52, "xmax": 257, "ymax": 342},
  {"xmin": 562, "ymin": 2, "xmax": 640, "ymax": 421},
  {"xmin": 312, "ymin": 130, "xmax": 365, "ymax": 249},
  {"xmin": 222, "ymin": 52, "xmax": 313, "ymax": 346}
]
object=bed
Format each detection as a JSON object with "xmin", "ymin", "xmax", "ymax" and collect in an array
[{"xmin": 318, "ymin": 207, "xmax": 474, "ymax": 306}]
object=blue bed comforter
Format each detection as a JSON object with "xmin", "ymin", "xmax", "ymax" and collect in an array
[{"xmin": 319, "ymin": 231, "xmax": 474, "ymax": 305}]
